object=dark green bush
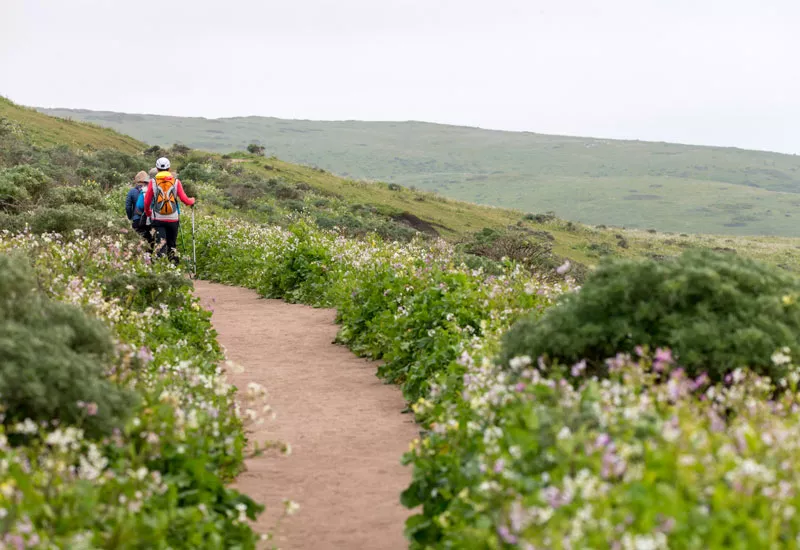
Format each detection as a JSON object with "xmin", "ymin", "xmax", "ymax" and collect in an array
[
  {"xmin": 524, "ymin": 211, "xmax": 557, "ymax": 224},
  {"xmin": 225, "ymin": 181, "xmax": 265, "ymax": 208},
  {"xmin": 459, "ymin": 228, "xmax": 564, "ymax": 276},
  {"xmin": 279, "ymin": 199, "xmax": 306, "ymax": 212},
  {"xmin": 171, "ymin": 143, "xmax": 191, "ymax": 156},
  {"xmin": 246, "ymin": 143, "xmax": 265, "ymax": 156},
  {"xmin": 274, "ymin": 183, "xmax": 303, "ymax": 201},
  {"xmin": 0, "ymin": 165, "xmax": 50, "ymax": 212},
  {"xmin": 179, "ymin": 162, "xmax": 214, "ymax": 183},
  {"xmin": 500, "ymin": 249, "xmax": 800, "ymax": 381},
  {"xmin": 25, "ymin": 206, "xmax": 122, "ymax": 236},
  {"xmin": 47, "ymin": 184, "xmax": 107, "ymax": 209},
  {"xmin": 0, "ymin": 254, "xmax": 136, "ymax": 438}
]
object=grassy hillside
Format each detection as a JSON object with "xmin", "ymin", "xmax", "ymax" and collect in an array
[
  {"xmin": 214, "ymin": 153, "xmax": 800, "ymax": 276},
  {"xmin": 39, "ymin": 107, "xmax": 800, "ymax": 236},
  {"xmin": 3, "ymin": 98, "xmax": 797, "ymax": 277},
  {"xmin": 1, "ymin": 99, "xmax": 145, "ymax": 153}
]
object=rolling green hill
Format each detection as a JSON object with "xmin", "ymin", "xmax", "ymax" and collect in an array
[
  {"xmin": 39, "ymin": 107, "xmax": 800, "ymax": 236},
  {"xmin": 0, "ymin": 97, "xmax": 797, "ymax": 278},
  {"xmin": 1, "ymin": 99, "xmax": 145, "ymax": 153}
]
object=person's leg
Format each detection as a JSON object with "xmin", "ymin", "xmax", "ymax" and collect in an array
[
  {"xmin": 144, "ymin": 226, "xmax": 156, "ymax": 250},
  {"xmin": 152, "ymin": 221, "xmax": 169, "ymax": 259},
  {"xmin": 133, "ymin": 222, "xmax": 148, "ymax": 243},
  {"xmin": 135, "ymin": 224, "xmax": 156, "ymax": 253},
  {"xmin": 165, "ymin": 222, "xmax": 180, "ymax": 265}
]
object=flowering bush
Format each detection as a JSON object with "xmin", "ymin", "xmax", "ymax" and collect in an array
[
  {"xmin": 0, "ymin": 230, "xmax": 270, "ymax": 548},
  {"xmin": 501, "ymin": 249, "xmax": 800, "ymax": 382},
  {"xmin": 0, "ymin": 252, "xmax": 136, "ymax": 439}
]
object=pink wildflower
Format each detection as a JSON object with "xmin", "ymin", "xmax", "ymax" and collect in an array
[
  {"xmin": 655, "ymin": 348, "xmax": 672, "ymax": 362},
  {"xmin": 571, "ymin": 359, "xmax": 587, "ymax": 377},
  {"xmin": 497, "ymin": 526, "xmax": 517, "ymax": 544},
  {"xmin": 136, "ymin": 347, "xmax": 154, "ymax": 364}
]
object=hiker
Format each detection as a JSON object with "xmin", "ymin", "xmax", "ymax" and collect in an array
[
  {"xmin": 126, "ymin": 171, "xmax": 155, "ymax": 249},
  {"xmin": 143, "ymin": 157, "xmax": 195, "ymax": 264}
]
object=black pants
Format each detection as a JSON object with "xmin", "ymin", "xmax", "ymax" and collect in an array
[
  {"xmin": 132, "ymin": 220, "xmax": 155, "ymax": 251},
  {"xmin": 152, "ymin": 220, "xmax": 180, "ymax": 264}
]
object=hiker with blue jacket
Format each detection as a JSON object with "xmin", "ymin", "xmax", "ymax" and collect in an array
[{"xmin": 126, "ymin": 171, "xmax": 155, "ymax": 249}]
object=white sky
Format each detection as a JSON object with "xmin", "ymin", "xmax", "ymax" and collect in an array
[{"xmin": 1, "ymin": 0, "xmax": 797, "ymax": 153}]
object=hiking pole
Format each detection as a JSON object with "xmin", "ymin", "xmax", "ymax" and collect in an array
[
  {"xmin": 179, "ymin": 223, "xmax": 186, "ymax": 268},
  {"xmin": 191, "ymin": 206, "xmax": 197, "ymax": 278}
]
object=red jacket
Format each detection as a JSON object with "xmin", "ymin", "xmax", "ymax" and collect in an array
[{"xmin": 144, "ymin": 178, "xmax": 195, "ymax": 222}]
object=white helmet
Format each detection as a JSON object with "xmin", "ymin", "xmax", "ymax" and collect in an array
[{"xmin": 156, "ymin": 157, "xmax": 170, "ymax": 171}]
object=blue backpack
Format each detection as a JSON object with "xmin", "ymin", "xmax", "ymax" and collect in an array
[{"xmin": 134, "ymin": 184, "xmax": 148, "ymax": 227}]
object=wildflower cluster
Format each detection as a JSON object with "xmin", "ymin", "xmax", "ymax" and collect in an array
[
  {"xmin": 405, "ymin": 345, "xmax": 800, "ymax": 549},
  {"xmin": 192, "ymin": 216, "xmax": 566, "ymax": 402},
  {"xmin": 0, "ymin": 230, "xmax": 271, "ymax": 548}
]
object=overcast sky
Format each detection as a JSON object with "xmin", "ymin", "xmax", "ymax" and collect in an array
[{"xmin": 1, "ymin": 0, "xmax": 797, "ymax": 153}]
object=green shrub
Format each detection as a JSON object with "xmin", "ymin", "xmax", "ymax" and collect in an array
[
  {"xmin": 273, "ymin": 183, "xmax": 303, "ymax": 201},
  {"xmin": 246, "ymin": 143, "xmax": 265, "ymax": 156},
  {"xmin": 0, "ymin": 254, "xmax": 136, "ymax": 438},
  {"xmin": 256, "ymin": 222, "xmax": 333, "ymax": 304},
  {"xmin": 47, "ymin": 181, "xmax": 107, "ymax": 210},
  {"xmin": 524, "ymin": 211, "xmax": 557, "ymax": 224},
  {"xmin": 454, "ymin": 252, "xmax": 506, "ymax": 275},
  {"xmin": 179, "ymin": 162, "xmax": 214, "ymax": 183},
  {"xmin": 279, "ymin": 199, "xmax": 306, "ymax": 212},
  {"xmin": 459, "ymin": 227, "xmax": 569, "ymax": 278},
  {"xmin": 171, "ymin": 143, "xmax": 191, "ymax": 156},
  {"xmin": 25, "ymin": 206, "xmax": 122, "ymax": 236},
  {"xmin": 0, "ymin": 165, "xmax": 50, "ymax": 212},
  {"xmin": 224, "ymin": 181, "xmax": 265, "ymax": 209},
  {"xmin": 500, "ymin": 249, "xmax": 800, "ymax": 381}
]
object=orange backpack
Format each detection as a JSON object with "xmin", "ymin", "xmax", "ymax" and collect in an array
[{"xmin": 153, "ymin": 171, "xmax": 178, "ymax": 218}]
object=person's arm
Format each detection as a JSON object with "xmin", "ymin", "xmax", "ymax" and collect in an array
[
  {"xmin": 143, "ymin": 182, "xmax": 154, "ymax": 218},
  {"xmin": 125, "ymin": 189, "xmax": 135, "ymax": 219},
  {"xmin": 175, "ymin": 180, "xmax": 196, "ymax": 206}
]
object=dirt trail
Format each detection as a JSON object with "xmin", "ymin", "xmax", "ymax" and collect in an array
[{"xmin": 195, "ymin": 281, "xmax": 418, "ymax": 550}]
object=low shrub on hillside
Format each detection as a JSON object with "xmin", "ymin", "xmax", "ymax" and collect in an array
[
  {"xmin": 179, "ymin": 162, "xmax": 217, "ymax": 183},
  {"xmin": 459, "ymin": 227, "xmax": 579, "ymax": 281},
  {"xmin": 25, "ymin": 205, "xmax": 123, "ymax": 236},
  {"xmin": 501, "ymin": 249, "xmax": 800, "ymax": 381},
  {"xmin": 0, "ymin": 165, "xmax": 50, "ymax": 212},
  {"xmin": 0, "ymin": 253, "xmax": 135, "ymax": 438},
  {"xmin": 0, "ymin": 129, "xmax": 153, "ymax": 238}
]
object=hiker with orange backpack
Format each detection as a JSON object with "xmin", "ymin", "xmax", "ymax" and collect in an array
[{"xmin": 143, "ymin": 157, "xmax": 196, "ymax": 264}]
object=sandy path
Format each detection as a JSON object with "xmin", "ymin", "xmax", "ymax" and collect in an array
[{"xmin": 194, "ymin": 281, "xmax": 418, "ymax": 550}]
